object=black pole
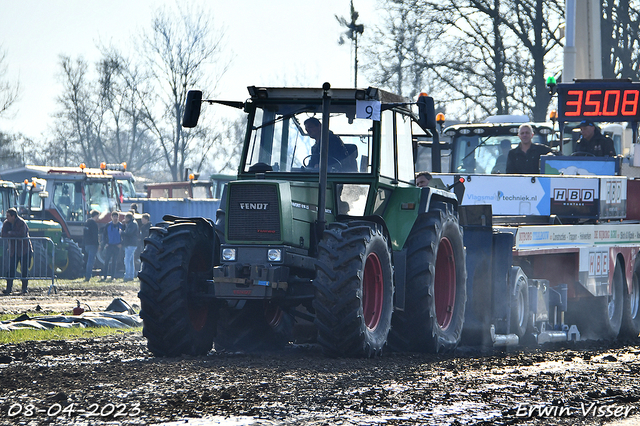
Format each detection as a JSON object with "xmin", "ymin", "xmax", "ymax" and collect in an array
[
  {"xmin": 354, "ymin": 35, "xmax": 358, "ymax": 88},
  {"xmin": 431, "ymin": 130, "xmax": 441, "ymax": 173},
  {"xmin": 316, "ymin": 82, "xmax": 331, "ymax": 241}
]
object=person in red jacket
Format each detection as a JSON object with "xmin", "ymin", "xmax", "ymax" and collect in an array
[{"xmin": 2, "ymin": 208, "xmax": 33, "ymax": 295}]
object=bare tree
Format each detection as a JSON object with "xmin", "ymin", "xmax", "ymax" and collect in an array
[
  {"xmin": 52, "ymin": 52, "xmax": 163, "ymax": 175},
  {"xmin": 53, "ymin": 55, "xmax": 97, "ymax": 165},
  {"xmin": 94, "ymin": 47, "xmax": 162, "ymax": 174},
  {"xmin": 498, "ymin": 0, "xmax": 564, "ymax": 121},
  {"xmin": 602, "ymin": 0, "xmax": 640, "ymax": 80},
  {"xmin": 0, "ymin": 131, "xmax": 23, "ymax": 170},
  {"xmin": 139, "ymin": 4, "xmax": 229, "ymax": 181},
  {"xmin": 0, "ymin": 47, "xmax": 20, "ymax": 118},
  {"xmin": 363, "ymin": 0, "xmax": 442, "ymax": 99},
  {"xmin": 363, "ymin": 0, "xmax": 563, "ymax": 121}
]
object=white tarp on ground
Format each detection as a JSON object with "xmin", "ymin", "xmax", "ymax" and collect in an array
[{"xmin": 0, "ymin": 298, "xmax": 142, "ymax": 331}]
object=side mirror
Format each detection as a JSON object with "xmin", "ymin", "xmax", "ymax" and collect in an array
[
  {"xmin": 417, "ymin": 94, "xmax": 436, "ymax": 131},
  {"xmin": 182, "ymin": 90, "xmax": 203, "ymax": 128}
]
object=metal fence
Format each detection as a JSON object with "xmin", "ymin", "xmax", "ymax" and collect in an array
[{"xmin": 0, "ymin": 237, "xmax": 55, "ymax": 292}]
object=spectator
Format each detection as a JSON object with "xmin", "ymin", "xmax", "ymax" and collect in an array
[
  {"xmin": 506, "ymin": 124, "xmax": 552, "ymax": 174},
  {"xmin": 415, "ymin": 171, "xmax": 432, "ymax": 188},
  {"xmin": 576, "ymin": 120, "xmax": 616, "ymax": 157},
  {"xmin": 492, "ymin": 139, "xmax": 512, "ymax": 174},
  {"xmin": 121, "ymin": 212, "xmax": 139, "ymax": 282},
  {"xmin": 135, "ymin": 213, "xmax": 151, "ymax": 268},
  {"xmin": 83, "ymin": 210, "xmax": 100, "ymax": 282},
  {"xmin": 1, "ymin": 208, "xmax": 33, "ymax": 295},
  {"xmin": 100, "ymin": 212, "xmax": 123, "ymax": 281}
]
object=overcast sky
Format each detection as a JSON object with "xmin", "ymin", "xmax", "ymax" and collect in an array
[{"xmin": 0, "ymin": 0, "xmax": 378, "ymax": 140}]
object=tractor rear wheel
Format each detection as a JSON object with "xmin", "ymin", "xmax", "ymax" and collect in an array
[
  {"xmin": 313, "ymin": 221, "xmax": 394, "ymax": 357},
  {"xmin": 138, "ymin": 220, "xmax": 217, "ymax": 357},
  {"xmin": 388, "ymin": 204, "xmax": 466, "ymax": 353},
  {"xmin": 214, "ymin": 301, "xmax": 293, "ymax": 352},
  {"xmin": 57, "ymin": 240, "xmax": 84, "ymax": 279},
  {"xmin": 574, "ymin": 259, "xmax": 624, "ymax": 341},
  {"xmin": 29, "ymin": 241, "xmax": 52, "ymax": 277},
  {"xmin": 509, "ymin": 267, "xmax": 530, "ymax": 339},
  {"xmin": 620, "ymin": 257, "xmax": 640, "ymax": 339}
]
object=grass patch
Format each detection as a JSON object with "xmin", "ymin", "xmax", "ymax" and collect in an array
[
  {"xmin": 23, "ymin": 276, "xmax": 139, "ymax": 291},
  {"xmin": 0, "ymin": 312, "xmax": 73, "ymax": 321},
  {"xmin": 0, "ymin": 326, "xmax": 142, "ymax": 344}
]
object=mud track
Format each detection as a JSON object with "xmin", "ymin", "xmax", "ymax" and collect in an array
[
  {"xmin": 0, "ymin": 285, "xmax": 639, "ymax": 425},
  {"xmin": 0, "ymin": 333, "xmax": 638, "ymax": 425}
]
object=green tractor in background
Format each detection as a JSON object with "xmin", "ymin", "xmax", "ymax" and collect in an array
[{"xmin": 12, "ymin": 179, "xmax": 84, "ymax": 279}]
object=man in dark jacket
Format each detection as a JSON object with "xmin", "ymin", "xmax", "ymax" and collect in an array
[
  {"xmin": 83, "ymin": 210, "xmax": 100, "ymax": 282},
  {"xmin": 101, "ymin": 212, "xmax": 123, "ymax": 281},
  {"xmin": 2, "ymin": 208, "xmax": 33, "ymax": 294},
  {"xmin": 121, "ymin": 212, "xmax": 139, "ymax": 281},
  {"xmin": 135, "ymin": 213, "xmax": 150, "ymax": 268},
  {"xmin": 576, "ymin": 120, "xmax": 616, "ymax": 157},
  {"xmin": 506, "ymin": 124, "xmax": 553, "ymax": 174},
  {"xmin": 304, "ymin": 117, "xmax": 355, "ymax": 171}
]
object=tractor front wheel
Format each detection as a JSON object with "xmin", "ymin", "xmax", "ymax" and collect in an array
[
  {"xmin": 388, "ymin": 204, "xmax": 466, "ymax": 353},
  {"xmin": 138, "ymin": 220, "xmax": 217, "ymax": 357},
  {"xmin": 314, "ymin": 221, "xmax": 394, "ymax": 357}
]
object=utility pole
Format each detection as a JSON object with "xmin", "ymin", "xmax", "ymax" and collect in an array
[{"xmin": 336, "ymin": 0, "xmax": 364, "ymax": 87}]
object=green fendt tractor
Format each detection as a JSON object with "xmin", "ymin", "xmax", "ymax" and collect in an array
[{"xmin": 139, "ymin": 83, "xmax": 467, "ymax": 357}]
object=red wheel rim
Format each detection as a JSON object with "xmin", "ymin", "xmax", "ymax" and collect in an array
[
  {"xmin": 434, "ymin": 237, "xmax": 456, "ymax": 330},
  {"xmin": 363, "ymin": 252, "xmax": 384, "ymax": 331}
]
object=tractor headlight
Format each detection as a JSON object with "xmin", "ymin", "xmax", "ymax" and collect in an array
[
  {"xmin": 222, "ymin": 248, "xmax": 236, "ymax": 262},
  {"xmin": 267, "ymin": 249, "xmax": 282, "ymax": 262}
]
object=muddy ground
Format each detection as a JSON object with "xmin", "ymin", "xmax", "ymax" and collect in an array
[{"xmin": 1, "ymin": 284, "xmax": 640, "ymax": 426}]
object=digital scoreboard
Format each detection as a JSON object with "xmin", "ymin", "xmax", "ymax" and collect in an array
[{"xmin": 556, "ymin": 81, "xmax": 640, "ymax": 122}]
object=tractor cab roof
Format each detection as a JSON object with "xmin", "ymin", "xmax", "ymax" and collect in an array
[
  {"xmin": 247, "ymin": 86, "xmax": 408, "ymax": 104},
  {"xmin": 1, "ymin": 165, "xmax": 115, "ymax": 183}
]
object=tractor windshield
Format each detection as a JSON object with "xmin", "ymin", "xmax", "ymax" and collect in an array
[
  {"xmin": 447, "ymin": 125, "xmax": 554, "ymax": 174},
  {"xmin": 451, "ymin": 135, "xmax": 520, "ymax": 174},
  {"xmin": 243, "ymin": 105, "xmax": 373, "ymax": 174}
]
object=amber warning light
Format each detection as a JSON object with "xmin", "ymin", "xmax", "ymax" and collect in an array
[{"xmin": 447, "ymin": 176, "xmax": 465, "ymax": 190}]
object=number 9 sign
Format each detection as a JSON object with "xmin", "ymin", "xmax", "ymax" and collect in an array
[{"xmin": 356, "ymin": 100, "xmax": 381, "ymax": 121}]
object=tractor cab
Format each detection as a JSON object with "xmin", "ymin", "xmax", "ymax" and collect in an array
[{"xmin": 442, "ymin": 121, "xmax": 555, "ymax": 174}]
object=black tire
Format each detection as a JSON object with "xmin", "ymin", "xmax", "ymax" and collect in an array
[
  {"xmin": 577, "ymin": 259, "xmax": 624, "ymax": 340},
  {"xmin": 215, "ymin": 301, "xmax": 294, "ymax": 352},
  {"xmin": 313, "ymin": 221, "xmax": 394, "ymax": 357},
  {"xmin": 620, "ymin": 257, "xmax": 640, "ymax": 339},
  {"xmin": 509, "ymin": 267, "xmax": 530, "ymax": 339},
  {"xmin": 138, "ymin": 220, "xmax": 217, "ymax": 357},
  {"xmin": 29, "ymin": 241, "xmax": 52, "ymax": 278},
  {"xmin": 388, "ymin": 204, "xmax": 466, "ymax": 353},
  {"xmin": 57, "ymin": 240, "xmax": 84, "ymax": 279}
]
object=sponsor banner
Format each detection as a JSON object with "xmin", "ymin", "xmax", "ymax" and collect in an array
[
  {"xmin": 514, "ymin": 224, "xmax": 640, "ymax": 251},
  {"xmin": 437, "ymin": 174, "xmax": 625, "ymax": 220},
  {"xmin": 578, "ymin": 248, "xmax": 611, "ymax": 297},
  {"xmin": 549, "ymin": 178, "xmax": 599, "ymax": 218},
  {"xmin": 600, "ymin": 178, "xmax": 627, "ymax": 219},
  {"xmin": 438, "ymin": 175, "xmax": 550, "ymax": 215}
]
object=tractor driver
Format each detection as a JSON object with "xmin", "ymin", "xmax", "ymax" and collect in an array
[
  {"xmin": 304, "ymin": 117, "xmax": 351, "ymax": 170},
  {"xmin": 576, "ymin": 120, "xmax": 616, "ymax": 157}
]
